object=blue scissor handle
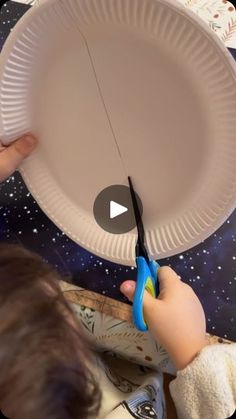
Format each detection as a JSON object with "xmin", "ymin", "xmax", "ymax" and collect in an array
[
  {"xmin": 149, "ymin": 259, "xmax": 160, "ymax": 295},
  {"xmin": 133, "ymin": 257, "xmax": 160, "ymax": 332}
]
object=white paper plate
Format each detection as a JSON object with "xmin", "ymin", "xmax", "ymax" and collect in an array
[{"xmin": 0, "ymin": 0, "xmax": 236, "ymax": 266}]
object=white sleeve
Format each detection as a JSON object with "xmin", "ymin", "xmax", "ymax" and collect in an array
[{"xmin": 169, "ymin": 343, "xmax": 236, "ymax": 419}]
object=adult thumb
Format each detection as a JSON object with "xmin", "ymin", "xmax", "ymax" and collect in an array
[
  {"xmin": 8, "ymin": 135, "xmax": 37, "ymax": 160},
  {"xmin": 0, "ymin": 135, "xmax": 37, "ymax": 181}
]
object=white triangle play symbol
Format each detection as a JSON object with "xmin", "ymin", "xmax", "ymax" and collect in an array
[{"xmin": 110, "ymin": 201, "xmax": 128, "ymax": 219}]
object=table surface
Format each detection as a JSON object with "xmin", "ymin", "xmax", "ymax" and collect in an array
[{"xmin": 0, "ymin": 0, "xmax": 235, "ymax": 341}]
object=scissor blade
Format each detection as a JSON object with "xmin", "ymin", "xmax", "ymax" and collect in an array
[{"xmin": 128, "ymin": 176, "xmax": 148, "ymax": 259}]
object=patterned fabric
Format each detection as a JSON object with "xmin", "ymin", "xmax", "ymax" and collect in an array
[
  {"xmin": 66, "ymin": 285, "xmax": 233, "ymax": 375},
  {"xmin": 72, "ymin": 301, "xmax": 176, "ymax": 375},
  {"xmin": 99, "ymin": 362, "xmax": 166, "ymax": 419},
  {"xmin": 179, "ymin": 0, "xmax": 236, "ymax": 47},
  {"xmin": 121, "ymin": 380, "xmax": 165, "ymax": 419},
  {"xmin": 13, "ymin": 0, "xmax": 236, "ymax": 48},
  {"xmin": 61, "ymin": 281, "xmax": 232, "ymax": 376}
]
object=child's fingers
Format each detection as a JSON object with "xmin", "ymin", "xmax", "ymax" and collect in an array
[
  {"xmin": 120, "ymin": 267, "xmax": 181, "ymax": 311},
  {"xmin": 120, "ymin": 280, "xmax": 136, "ymax": 301},
  {"xmin": 120, "ymin": 267, "xmax": 180, "ymax": 300},
  {"xmin": 120, "ymin": 280, "xmax": 159, "ymax": 312},
  {"xmin": 158, "ymin": 266, "xmax": 181, "ymax": 292}
]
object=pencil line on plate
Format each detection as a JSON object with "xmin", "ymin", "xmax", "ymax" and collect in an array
[{"xmin": 73, "ymin": 23, "xmax": 128, "ymax": 179}]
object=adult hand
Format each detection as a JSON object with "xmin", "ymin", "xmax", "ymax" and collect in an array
[
  {"xmin": 120, "ymin": 267, "xmax": 208, "ymax": 370},
  {"xmin": 0, "ymin": 134, "xmax": 37, "ymax": 182}
]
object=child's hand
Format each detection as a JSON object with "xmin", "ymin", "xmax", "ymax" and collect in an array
[
  {"xmin": 0, "ymin": 134, "xmax": 37, "ymax": 182},
  {"xmin": 120, "ymin": 267, "xmax": 208, "ymax": 370}
]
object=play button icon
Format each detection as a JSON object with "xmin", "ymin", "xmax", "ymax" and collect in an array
[
  {"xmin": 110, "ymin": 201, "xmax": 128, "ymax": 219},
  {"xmin": 93, "ymin": 184, "xmax": 143, "ymax": 234}
]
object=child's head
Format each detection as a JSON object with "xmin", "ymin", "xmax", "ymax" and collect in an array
[{"xmin": 0, "ymin": 244, "xmax": 101, "ymax": 419}]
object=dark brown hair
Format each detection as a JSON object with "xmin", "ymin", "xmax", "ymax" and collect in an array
[{"xmin": 0, "ymin": 244, "xmax": 101, "ymax": 419}]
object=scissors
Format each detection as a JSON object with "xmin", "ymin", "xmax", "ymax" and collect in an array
[{"xmin": 128, "ymin": 176, "xmax": 160, "ymax": 332}]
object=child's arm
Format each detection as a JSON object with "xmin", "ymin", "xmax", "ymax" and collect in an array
[
  {"xmin": 169, "ymin": 342, "xmax": 236, "ymax": 419},
  {"xmin": 120, "ymin": 267, "xmax": 236, "ymax": 418},
  {"xmin": 121, "ymin": 267, "xmax": 208, "ymax": 370},
  {"xmin": 0, "ymin": 134, "xmax": 37, "ymax": 182}
]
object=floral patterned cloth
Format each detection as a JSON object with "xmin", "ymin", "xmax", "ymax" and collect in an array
[
  {"xmin": 61, "ymin": 281, "xmax": 233, "ymax": 376},
  {"xmin": 60, "ymin": 280, "xmax": 176, "ymax": 374},
  {"xmin": 72, "ymin": 302, "xmax": 176, "ymax": 374},
  {"xmin": 13, "ymin": 0, "xmax": 236, "ymax": 48}
]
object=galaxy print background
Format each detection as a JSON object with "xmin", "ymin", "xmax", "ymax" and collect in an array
[{"xmin": 0, "ymin": 1, "xmax": 236, "ymax": 341}]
